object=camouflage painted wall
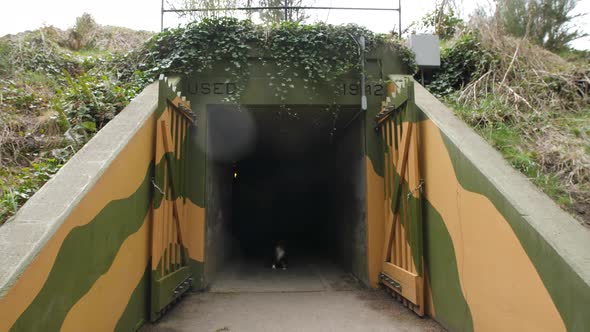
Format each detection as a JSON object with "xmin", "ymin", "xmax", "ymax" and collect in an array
[
  {"xmin": 416, "ymin": 84, "xmax": 590, "ymax": 332},
  {"xmin": 0, "ymin": 47, "xmax": 401, "ymax": 330},
  {"xmin": 0, "ymin": 77, "xmax": 208, "ymax": 331},
  {"xmin": 4, "ymin": 51, "xmax": 585, "ymax": 332},
  {"xmin": 0, "ymin": 83, "xmax": 159, "ymax": 332},
  {"xmin": 364, "ymin": 76, "xmax": 590, "ymax": 332}
]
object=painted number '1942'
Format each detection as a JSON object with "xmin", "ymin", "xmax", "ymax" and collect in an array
[{"xmin": 342, "ymin": 83, "xmax": 384, "ymax": 96}]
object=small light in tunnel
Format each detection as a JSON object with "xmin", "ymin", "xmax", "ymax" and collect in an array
[{"xmin": 234, "ymin": 171, "xmax": 238, "ymax": 179}]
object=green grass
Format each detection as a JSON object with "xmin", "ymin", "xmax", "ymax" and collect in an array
[
  {"xmin": 73, "ymin": 48, "xmax": 114, "ymax": 58},
  {"xmin": 446, "ymin": 96, "xmax": 574, "ymax": 208},
  {"xmin": 0, "ymin": 159, "xmax": 64, "ymax": 224},
  {"xmin": 17, "ymin": 71, "xmax": 61, "ymax": 89},
  {"xmin": 0, "ymin": 40, "xmax": 10, "ymax": 76}
]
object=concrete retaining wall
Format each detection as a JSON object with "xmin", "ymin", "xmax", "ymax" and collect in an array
[
  {"xmin": 414, "ymin": 81, "xmax": 590, "ymax": 332},
  {"xmin": 0, "ymin": 82, "xmax": 160, "ymax": 331}
]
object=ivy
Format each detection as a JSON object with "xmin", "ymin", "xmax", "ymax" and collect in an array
[
  {"xmin": 428, "ymin": 31, "xmax": 496, "ymax": 97},
  {"xmin": 57, "ymin": 70, "xmax": 144, "ymax": 130},
  {"xmin": 147, "ymin": 18, "xmax": 258, "ymax": 101},
  {"xmin": 263, "ymin": 22, "xmax": 381, "ymax": 101},
  {"xmin": 145, "ymin": 18, "xmax": 417, "ymax": 101},
  {"xmin": 389, "ymin": 38, "xmax": 418, "ymax": 76}
]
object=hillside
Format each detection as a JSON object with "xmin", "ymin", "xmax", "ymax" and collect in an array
[
  {"xmin": 0, "ymin": 15, "xmax": 588, "ymax": 227},
  {"xmin": 0, "ymin": 15, "xmax": 154, "ymax": 223},
  {"xmin": 426, "ymin": 17, "xmax": 590, "ymax": 226}
]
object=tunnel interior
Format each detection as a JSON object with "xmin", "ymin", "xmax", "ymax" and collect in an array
[{"xmin": 206, "ymin": 104, "xmax": 368, "ymax": 286}]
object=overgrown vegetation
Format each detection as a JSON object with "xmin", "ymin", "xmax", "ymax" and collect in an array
[
  {"xmin": 147, "ymin": 17, "xmax": 416, "ymax": 101},
  {"xmin": 0, "ymin": 16, "xmax": 416, "ymax": 225},
  {"xmin": 0, "ymin": 159, "xmax": 63, "ymax": 222},
  {"xmin": 2, "ymin": 6, "xmax": 587, "ymax": 228},
  {"xmin": 0, "ymin": 15, "xmax": 153, "ymax": 224},
  {"xmin": 499, "ymin": 0, "xmax": 587, "ymax": 52},
  {"xmin": 421, "ymin": 4, "xmax": 590, "ymax": 225}
]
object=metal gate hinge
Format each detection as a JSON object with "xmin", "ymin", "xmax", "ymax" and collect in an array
[
  {"xmin": 380, "ymin": 272, "xmax": 402, "ymax": 291},
  {"xmin": 407, "ymin": 179, "xmax": 424, "ymax": 199},
  {"xmin": 151, "ymin": 178, "xmax": 164, "ymax": 195}
]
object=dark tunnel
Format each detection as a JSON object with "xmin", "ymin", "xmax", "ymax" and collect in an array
[{"xmin": 205, "ymin": 104, "xmax": 368, "ymax": 285}]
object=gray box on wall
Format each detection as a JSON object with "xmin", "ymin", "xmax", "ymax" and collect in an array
[{"xmin": 408, "ymin": 34, "xmax": 440, "ymax": 67}]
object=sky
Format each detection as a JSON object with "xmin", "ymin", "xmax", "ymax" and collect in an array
[{"xmin": 0, "ymin": 0, "xmax": 588, "ymax": 49}]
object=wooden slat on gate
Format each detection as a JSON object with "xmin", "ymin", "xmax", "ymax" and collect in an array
[
  {"xmin": 375, "ymin": 78, "xmax": 424, "ymax": 316},
  {"xmin": 150, "ymin": 95, "xmax": 194, "ymax": 322}
]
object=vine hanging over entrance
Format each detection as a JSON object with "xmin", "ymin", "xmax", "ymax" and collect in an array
[{"xmin": 145, "ymin": 17, "xmax": 417, "ymax": 101}]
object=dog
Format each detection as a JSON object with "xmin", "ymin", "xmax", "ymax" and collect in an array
[{"xmin": 272, "ymin": 240, "xmax": 287, "ymax": 270}]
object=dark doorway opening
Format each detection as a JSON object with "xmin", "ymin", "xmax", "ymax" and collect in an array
[{"xmin": 206, "ymin": 105, "xmax": 367, "ymax": 289}]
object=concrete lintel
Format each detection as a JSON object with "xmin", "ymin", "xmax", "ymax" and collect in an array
[{"xmin": 0, "ymin": 82, "xmax": 159, "ymax": 297}]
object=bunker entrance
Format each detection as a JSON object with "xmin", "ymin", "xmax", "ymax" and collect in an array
[{"xmin": 206, "ymin": 104, "xmax": 368, "ymax": 289}]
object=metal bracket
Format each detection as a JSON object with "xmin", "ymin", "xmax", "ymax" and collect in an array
[
  {"xmin": 380, "ymin": 272, "xmax": 402, "ymax": 292},
  {"xmin": 374, "ymin": 105, "xmax": 397, "ymax": 132},
  {"xmin": 375, "ymin": 76, "xmax": 412, "ymax": 132},
  {"xmin": 167, "ymin": 98, "xmax": 195, "ymax": 124},
  {"xmin": 151, "ymin": 179, "xmax": 165, "ymax": 195},
  {"xmin": 173, "ymin": 276, "xmax": 193, "ymax": 296},
  {"xmin": 407, "ymin": 179, "xmax": 425, "ymax": 199}
]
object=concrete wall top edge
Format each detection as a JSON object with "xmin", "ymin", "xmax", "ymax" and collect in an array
[
  {"xmin": 413, "ymin": 80, "xmax": 590, "ymax": 285},
  {"xmin": 0, "ymin": 82, "xmax": 160, "ymax": 297}
]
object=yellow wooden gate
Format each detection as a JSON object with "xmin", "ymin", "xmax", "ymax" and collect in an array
[
  {"xmin": 375, "ymin": 78, "xmax": 424, "ymax": 316},
  {"xmin": 150, "ymin": 95, "xmax": 194, "ymax": 321}
]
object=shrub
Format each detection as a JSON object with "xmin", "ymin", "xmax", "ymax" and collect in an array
[
  {"xmin": 428, "ymin": 31, "xmax": 496, "ymax": 96},
  {"xmin": 0, "ymin": 158, "xmax": 63, "ymax": 224},
  {"xmin": 57, "ymin": 70, "xmax": 144, "ymax": 132}
]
